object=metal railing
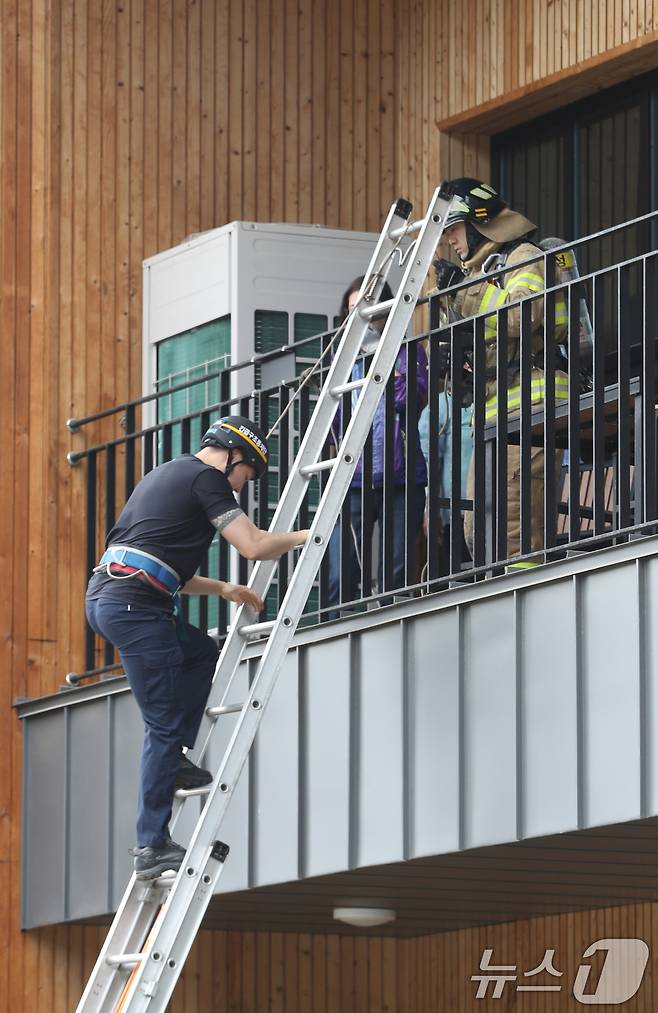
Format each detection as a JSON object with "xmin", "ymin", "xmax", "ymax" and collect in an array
[{"xmin": 67, "ymin": 210, "xmax": 658, "ymax": 683}]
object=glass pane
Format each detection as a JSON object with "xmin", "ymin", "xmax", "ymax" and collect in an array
[
  {"xmin": 156, "ymin": 317, "xmax": 231, "ymax": 625},
  {"xmin": 156, "ymin": 316, "xmax": 231, "ymax": 455},
  {"xmin": 294, "ymin": 312, "xmax": 327, "ymax": 364}
]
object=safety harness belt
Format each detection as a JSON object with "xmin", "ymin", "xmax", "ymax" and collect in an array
[{"xmin": 95, "ymin": 545, "xmax": 182, "ymax": 596}]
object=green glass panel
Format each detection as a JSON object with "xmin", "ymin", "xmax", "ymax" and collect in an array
[
  {"xmin": 156, "ymin": 317, "xmax": 231, "ymax": 618},
  {"xmin": 255, "ymin": 309, "xmax": 289, "ymax": 353},
  {"xmin": 156, "ymin": 317, "xmax": 231, "ymax": 458},
  {"xmin": 254, "ymin": 309, "xmax": 289, "ymax": 390},
  {"xmin": 294, "ymin": 312, "xmax": 326, "ymax": 363}
]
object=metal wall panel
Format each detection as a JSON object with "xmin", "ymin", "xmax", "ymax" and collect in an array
[
  {"xmin": 19, "ymin": 538, "xmax": 658, "ymax": 928},
  {"xmin": 301, "ymin": 637, "xmax": 352, "ymax": 878},
  {"xmin": 68, "ymin": 699, "xmax": 111, "ymax": 919},
  {"xmin": 109, "ymin": 695, "xmax": 143, "ymax": 911},
  {"xmin": 252, "ymin": 651, "xmax": 300, "ymax": 886},
  {"xmin": 407, "ymin": 610, "xmax": 461, "ymax": 858},
  {"xmin": 21, "ymin": 711, "xmax": 68, "ymax": 927},
  {"xmin": 204, "ymin": 665, "xmax": 251, "ymax": 895},
  {"xmin": 643, "ymin": 555, "xmax": 658, "ymax": 815},
  {"xmin": 519, "ymin": 579, "xmax": 579, "ymax": 838},
  {"xmin": 581, "ymin": 565, "xmax": 643, "ymax": 826},
  {"xmin": 462, "ymin": 595, "xmax": 518, "ymax": 849},
  {"xmin": 354, "ymin": 623, "xmax": 405, "ymax": 868}
]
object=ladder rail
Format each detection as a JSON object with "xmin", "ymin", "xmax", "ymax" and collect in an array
[
  {"xmin": 179, "ymin": 195, "xmax": 417, "ymax": 767},
  {"xmin": 75, "ymin": 184, "xmax": 455, "ymax": 1013},
  {"xmin": 74, "ymin": 192, "xmax": 412, "ymax": 1013},
  {"xmin": 108, "ymin": 185, "xmax": 452, "ymax": 1013}
]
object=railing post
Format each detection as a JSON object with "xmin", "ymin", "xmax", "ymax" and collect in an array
[
  {"xmin": 404, "ymin": 338, "xmax": 419, "ymax": 589},
  {"xmin": 85, "ymin": 451, "xmax": 98, "ymax": 673},
  {"xmin": 426, "ymin": 331, "xmax": 441, "ymax": 584},
  {"xmin": 543, "ymin": 250, "xmax": 558, "ymax": 551}
]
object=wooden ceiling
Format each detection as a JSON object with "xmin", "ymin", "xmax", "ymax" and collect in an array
[{"xmin": 195, "ymin": 818, "xmax": 658, "ymax": 938}]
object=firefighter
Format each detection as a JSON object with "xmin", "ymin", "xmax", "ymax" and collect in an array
[
  {"xmin": 86, "ymin": 416, "xmax": 309, "ymax": 879},
  {"xmin": 433, "ymin": 178, "xmax": 568, "ymax": 561}
]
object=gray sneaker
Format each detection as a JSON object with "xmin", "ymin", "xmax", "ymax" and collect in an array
[{"xmin": 132, "ymin": 837, "xmax": 186, "ymax": 880}]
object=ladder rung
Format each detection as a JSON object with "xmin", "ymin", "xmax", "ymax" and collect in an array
[
  {"xmin": 389, "ymin": 218, "xmax": 424, "ymax": 239},
  {"xmin": 150, "ymin": 871, "xmax": 177, "ymax": 889},
  {"xmin": 359, "ymin": 298, "xmax": 394, "ymax": 320},
  {"xmin": 75, "ymin": 186, "xmax": 452, "ymax": 1013},
  {"xmin": 330, "ymin": 377, "xmax": 367, "ymax": 397},
  {"xmin": 300, "ymin": 459, "xmax": 335, "ymax": 477},
  {"xmin": 206, "ymin": 701, "xmax": 245, "ymax": 717},
  {"xmin": 239, "ymin": 619, "xmax": 276, "ymax": 637},
  {"xmin": 106, "ymin": 953, "xmax": 145, "ymax": 969},
  {"xmin": 175, "ymin": 785, "xmax": 212, "ymax": 798}
]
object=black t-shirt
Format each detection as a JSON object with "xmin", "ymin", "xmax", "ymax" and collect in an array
[{"xmin": 86, "ymin": 454, "xmax": 243, "ymax": 609}]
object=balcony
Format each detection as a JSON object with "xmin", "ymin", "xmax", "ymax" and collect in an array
[{"xmin": 19, "ymin": 210, "xmax": 658, "ymax": 931}]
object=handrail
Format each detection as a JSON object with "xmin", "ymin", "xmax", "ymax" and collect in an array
[
  {"xmin": 69, "ymin": 207, "xmax": 658, "ymax": 684},
  {"xmin": 66, "ymin": 326, "xmax": 335, "ymax": 431}
]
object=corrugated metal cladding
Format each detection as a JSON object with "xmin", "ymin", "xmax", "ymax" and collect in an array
[{"xmin": 19, "ymin": 537, "xmax": 658, "ymax": 930}]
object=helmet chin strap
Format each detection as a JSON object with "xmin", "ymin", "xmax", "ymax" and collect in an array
[
  {"xmin": 223, "ymin": 449, "xmax": 239, "ymax": 479},
  {"xmin": 223, "ymin": 449, "xmax": 253, "ymax": 480},
  {"xmin": 465, "ymin": 221, "xmax": 486, "ymax": 260}
]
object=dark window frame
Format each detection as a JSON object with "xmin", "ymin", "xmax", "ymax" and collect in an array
[{"xmin": 492, "ymin": 68, "xmax": 658, "ymax": 246}]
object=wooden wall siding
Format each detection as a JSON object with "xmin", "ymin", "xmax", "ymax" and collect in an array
[
  {"xmin": 432, "ymin": 0, "xmax": 658, "ymax": 123},
  {"xmin": 8, "ymin": 902, "xmax": 658, "ymax": 1011},
  {"xmin": 1, "ymin": 0, "xmax": 400, "ymax": 698},
  {"xmin": 0, "ymin": 1, "xmax": 397, "ymax": 1005},
  {"xmin": 396, "ymin": 0, "xmax": 658, "ymax": 273}
]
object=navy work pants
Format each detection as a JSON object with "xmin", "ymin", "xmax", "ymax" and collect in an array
[{"xmin": 85, "ymin": 597, "xmax": 218, "ymax": 847}]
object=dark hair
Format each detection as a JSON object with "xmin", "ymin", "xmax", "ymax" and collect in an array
[{"xmin": 339, "ymin": 275, "xmax": 394, "ymax": 322}]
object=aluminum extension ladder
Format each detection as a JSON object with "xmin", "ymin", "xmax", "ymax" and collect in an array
[{"xmin": 76, "ymin": 183, "xmax": 454, "ymax": 1012}]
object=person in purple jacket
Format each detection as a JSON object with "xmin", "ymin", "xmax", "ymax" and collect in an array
[{"xmin": 327, "ymin": 277, "xmax": 428, "ymax": 611}]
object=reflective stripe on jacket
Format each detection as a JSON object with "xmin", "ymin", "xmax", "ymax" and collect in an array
[
  {"xmin": 484, "ymin": 368, "xmax": 569, "ymax": 421},
  {"xmin": 453, "ymin": 239, "xmax": 568, "ymax": 409}
]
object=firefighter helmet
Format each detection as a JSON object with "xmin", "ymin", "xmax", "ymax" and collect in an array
[
  {"xmin": 443, "ymin": 178, "xmax": 537, "ymax": 254},
  {"xmin": 444, "ymin": 178, "xmax": 507, "ymax": 230},
  {"xmin": 201, "ymin": 415, "xmax": 269, "ymax": 479}
]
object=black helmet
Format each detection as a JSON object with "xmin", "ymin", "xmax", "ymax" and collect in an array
[
  {"xmin": 201, "ymin": 415, "xmax": 269, "ymax": 479},
  {"xmin": 444, "ymin": 178, "xmax": 536, "ymax": 259},
  {"xmin": 444, "ymin": 178, "xmax": 507, "ymax": 230}
]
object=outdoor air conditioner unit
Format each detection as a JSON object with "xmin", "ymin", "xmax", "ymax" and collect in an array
[{"xmin": 142, "ymin": 219, "xmax": 402, "ymax": 431}]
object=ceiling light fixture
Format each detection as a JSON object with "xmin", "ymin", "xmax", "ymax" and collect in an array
[{"xmin": 333, "ymin": 906, "xmax": 396, "ymax": 928}]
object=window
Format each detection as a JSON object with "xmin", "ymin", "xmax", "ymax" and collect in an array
[
  {"xmin": 156, "ymin": 317, "xmax": 231, "ymax": 628},
  {"xmin": 492, "ymin": 71, "xmax": 658, "ymax": 362},
  {"xmin": 492, "ymin": 69, "xmax": 658, "ymax": 262},
  {"xmin": 156, "ymin": 316, "xmax": 231, "ymax": 454}
]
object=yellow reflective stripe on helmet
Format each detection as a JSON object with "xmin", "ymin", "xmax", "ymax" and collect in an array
[
  {"xmin": 452, "ymin": 199, "xmax": 470, "ymax": 215},
  {"xmin": 220, "ymin": 422, "xmax": 268, "ymax": 464}
]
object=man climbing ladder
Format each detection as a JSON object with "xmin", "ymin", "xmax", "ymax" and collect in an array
[
  {"xmin": 76, "ymin": 183, "xmax": 455, "ymax": 1013},
  {"xmin": 86, "ymin": 415, "xmax": 309, "ymax": 880}
]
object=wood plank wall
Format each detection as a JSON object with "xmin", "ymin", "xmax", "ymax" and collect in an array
[
  {"xmin": 13, "ymin": 902, "xmax": 658, "ymax": 1010},
  {"xmin": 2, "ymin": 1, "xmax": 658, "ymax": 1010},
  {"xmin": 396, "ymin": 0, "xmax": 658, "ymax": 222}
]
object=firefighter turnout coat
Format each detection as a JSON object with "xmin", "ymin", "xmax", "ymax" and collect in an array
[{"xmin": 452, "ymin": 239, "xmax": 568, "ymax": 421}]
